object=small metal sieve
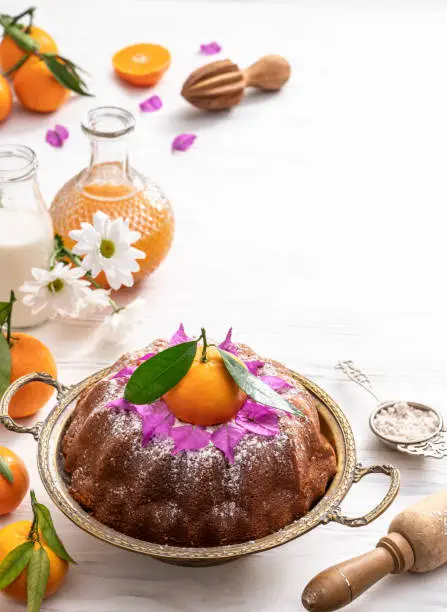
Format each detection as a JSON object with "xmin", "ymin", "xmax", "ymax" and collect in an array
[{"xmin": 336, "ymin": 361, "xmax": 447, "ymax": 459}]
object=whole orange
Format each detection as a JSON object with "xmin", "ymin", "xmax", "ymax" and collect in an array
[
  {"xmin": 0, "ymin": 26, "xmax": 58, "ymax": 75},
  {"xmin": 8, "ymin": 333, "xmax": 57, "ymax": 419},
  {"xmin": 0, "ymin": 74, "xmax": 12, "ymax": 122},
  {"xmin": 0, "ymin": 447, "xmax": 29, "ymax": 515},
  {"xmin": 0, "ymin": 521, "xmax": 68, "ymax": 602},
  {"xmin": 13, "ymin": 60, "xmax": 69, "ymax": 113},
  {"xmin": 164, "ymin": 346, "xmax": 247, "ymax": 426}
]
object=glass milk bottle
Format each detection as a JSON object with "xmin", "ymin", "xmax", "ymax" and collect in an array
[{"xmin": 0, "ymin": 145, "xmax": 53, "ymax": 327}]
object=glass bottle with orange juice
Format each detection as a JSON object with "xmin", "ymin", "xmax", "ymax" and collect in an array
[{"xmin": 50, "ymin": 106, "xmax": 174, "ymax": 284}]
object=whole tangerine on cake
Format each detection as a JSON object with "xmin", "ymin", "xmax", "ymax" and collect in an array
[{"xmin": 164, "ymin": 340, "xmax": 247, "ymax": 426}]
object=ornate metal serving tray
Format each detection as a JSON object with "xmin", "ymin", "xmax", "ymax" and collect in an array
[{"xmin": 0, "ymin": 367, "xmax": 400, "ymax": 566}]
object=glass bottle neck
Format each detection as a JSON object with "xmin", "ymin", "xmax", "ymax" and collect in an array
[{"xmin": 78, "ymin": 106, "xmax": 138, "ymax": 199}]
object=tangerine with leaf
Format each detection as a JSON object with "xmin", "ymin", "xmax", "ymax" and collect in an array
[
  {"xmin": 0, "ymin": 292, "xmax": 57, "ymax": 418},
  {"xmin": 0, "ymin": 25, "xmax": 58, "ymax": 75},
  {"xmin": 0, "ymin": 447, "xmax": 29, "ymax": 516},
  {"xmin": 164, "ymin": 341, "xmax": 247, "ymax": 426},
  {"xmin": 0, "ymin": 491, "xmax": 74, "ymax": 608}
]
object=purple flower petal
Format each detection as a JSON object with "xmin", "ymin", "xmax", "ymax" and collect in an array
[
  {"xmin": 107, "ymin": 397, "xmax": 136, "ymax": 412},
  {"xmin": 169, "ymin": 323, "xmax": 192, "ymax": 346},
  {"xmin": 244, "ymin": 360, "xmax": 265, "ymax": 375},
  {"xmin": 172, "ymin": 133, "xmax": 196, "ymax": 152},
  {"xmin": 141, "ymin": 401, "xmax": 175, "ymax": 446},
  {"xmin": 139, "ymin": 95, "xmax": 163, "ymax": 113},
  {"xmin": 55, "ymin": 124, "xmax": 69, "ymax": 141},
  {"xmin": 200, "ymin": 42, "xmax": 222, "ymax": 55},
  {"xmin": 211, "ymin": 423, "xmax": 246, "ymax": 463},
  {"xmin": 46, "ymin": 129, "xmax": 63, "ymax": 148},
  {"xmin": 111, "ymin": 366, "xmax": 136, "ymax": 380},
  {"xmin": 260, "ymin": 375, "xmax": 292, "ymax": 394},
  {"xmin": 218, "ymin": 328, "xmax": 238, "ymax": 355},
  {"xmin": 171, "ymin": 425, "xmax": 211, "ymax": 453},
  {"xmin": 235, "ymin": 399, "xmax": 279, "ymax": 436},
  {"xmin": 139, "ymin": 352, "xmax": 155, "ymax": 362}
]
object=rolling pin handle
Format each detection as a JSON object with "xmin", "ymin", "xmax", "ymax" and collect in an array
[{"xmin": 301, "ymin": 533, "xmax": 414, "ymax": 612}]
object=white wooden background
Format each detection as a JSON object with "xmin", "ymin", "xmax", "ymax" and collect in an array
[{"xmin": 1, "ymin": 1, "xmax": 447, "ymax": 610}]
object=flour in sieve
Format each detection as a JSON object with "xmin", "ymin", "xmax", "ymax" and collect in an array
[{"xmin": 373, "ymin": 401, "xmax": 440, "ymax": 442}]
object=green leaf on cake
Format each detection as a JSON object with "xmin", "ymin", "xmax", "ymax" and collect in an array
[
  {"xmin": 27, "ymin": 546, "xmax": 50, "ymax": 612},
  {"xmin": 125, "ymin": 341, "xmax": 198, "ymax": 405},
  {"xmin": 0, "ymin": 541, "xmax": 33, "ymax": 590},
  {"xmin": 0, "ymin": 456, "xmax": 14, "ymax": 484},
  {"xmin": 0, "ymin": 333, "xmax": 11, "ymax": 399},
  {"xmin": 217, "ymin": 348, "xmax": 303, "ymax": 417},
  {"xmin": 31, "ymin": 493, "xmax": 76, "ymax": 564}
]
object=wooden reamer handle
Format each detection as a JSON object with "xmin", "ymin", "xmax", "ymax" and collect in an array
[{"xmin": 301, "ymin": 533, "xmax": 415, "ymax": 612}]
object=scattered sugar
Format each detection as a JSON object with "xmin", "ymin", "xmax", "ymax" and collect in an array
[{"xmin": 373, "ymin": 401, "xmax": 440, "ymax": 442}]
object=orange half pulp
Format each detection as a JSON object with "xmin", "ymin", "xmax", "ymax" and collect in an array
[{"xmin": 112, "ymin": 43, "xmax": 171, "ymax": 87}]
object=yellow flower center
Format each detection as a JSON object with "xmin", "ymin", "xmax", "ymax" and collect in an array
[
  {"xmin": 100, "ymin": 239, "xmax": 116, "ymax": 259},
  {"xmin": 48, "ymin": 278, "xmax": 64, "ymax": 293}
]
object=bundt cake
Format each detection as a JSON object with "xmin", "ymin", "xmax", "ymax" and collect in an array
[{"xmin": 61, "ymin": 327, "xmax": 337, "ymax": 547}]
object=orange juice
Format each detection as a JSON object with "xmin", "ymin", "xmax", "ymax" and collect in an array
[{"xmin": 50, "ymin": 107, "xmax": 174, "ymax": 285}]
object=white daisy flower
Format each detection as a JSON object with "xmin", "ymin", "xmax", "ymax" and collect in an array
[
  {"xmin": 101, "ymin": 297, "xmax": 146, "ymax": 344},
  {"xmin": 69, "ymin": 211, "xmax": 146, "ymax": 291},
  {"xmin": 82, "ymin": 287, "xmax": 112, "ymax": 314},
  {"xmin": 20, "ymin": 263, "xmax": 91, "ymax": 318}
]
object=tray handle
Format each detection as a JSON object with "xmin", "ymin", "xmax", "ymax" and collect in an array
[
  {"xmin": 325, "ymin": 463, "xmax": 400, "ymax": 527},
  {"xmin": 0, "ymin": 372, "xmax": 68, "ymax": 442}
]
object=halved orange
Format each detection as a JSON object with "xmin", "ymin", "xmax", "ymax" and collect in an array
[{"xmin": 112, "ymin": 43, "xmax": 171, "ymax": 87}]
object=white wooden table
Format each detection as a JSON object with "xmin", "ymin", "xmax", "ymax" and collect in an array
[{"xmin": 1, "ymin": 1, "xmax": 447, "ymax": 610}]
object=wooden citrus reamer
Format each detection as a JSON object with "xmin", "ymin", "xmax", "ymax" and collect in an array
[
  {"xmin": 302, "ymin": 490, "xmax": 447, "ymax": 611},
  {"xmin": 181, "ymin": 55, "xmax": 291, "ymax": 110}
]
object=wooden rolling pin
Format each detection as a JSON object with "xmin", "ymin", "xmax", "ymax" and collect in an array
[{"xmin": 302, "ymin": 490, "xmax": 447, "ymax": 611}]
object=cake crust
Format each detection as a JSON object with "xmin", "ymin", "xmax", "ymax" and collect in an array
[{"xmin": 62, "ymin": 340, "xmax": 337, "ymax": 547}]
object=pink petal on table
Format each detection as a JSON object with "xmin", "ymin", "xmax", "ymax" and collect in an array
[
  {"xmin": 260, "ymin": 375, "xmax": 292, "ymax": 393},
  {"xmin": 200, "ymin": 42, "xmax": 222, "ymax": 55},
  {"xmin": 111, "ymin": 366, "xmax": 136, "ymax": 380},
  {"xmin": 55, "ymin": 124, "xmax": 69, "ymax": 141},
  {"xmin": 141, "ymin": 402, "xmax": 175, "ymax": 446},
  {"xmin": 139, "ymin": 95, "xmax": 163, "ymax": 112},
  {"xmin": 172, "ymin": 133, "xmax": 196, "ymax": 152},
  {"xmin": 46, "ymin": 129, "xmax": 63, "ymax": 148},
  {"xmin": 171, "ymin": 425, "xmax": 211, "ymax": 453},
  {"xmin": 218, "ymin": 328, "xmax": 238, "ymax": 355},
  {"xmin": 244, "ymin": 360, "xmax": 265, "ymax": 375},
  {"xmin": 235, "ymin": 399, "xmax": 279, "ymax": 436},
  {"xmin": 169, "ymin": 323, "xmax": 192, "ymax": 346},
  {"xmin": 139, "ymin": 352, "xmax": 156, "ymax": 362},
  {"xmin": 211, "ymin": 423, "xmax": 246, "ymax": 463}
]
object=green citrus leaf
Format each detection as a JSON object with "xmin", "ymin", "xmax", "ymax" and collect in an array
[
  {"xmin": 0, "ymin": 456, "xmax": 14, "ymax": 484},
  {"xmin": 33, "ymin": 502, "xmax": 76, "ymax": 564},
  {"xmin": 41, "ymin": 55, "xmax": 92, "ymax": 96},
  {"xmin": 217, "ymin": 348, "xmax": 303, "ymax": 417},
  {"xmin": 0, "ymin": 541, "xmax": 33, "ymax": 590},
  {"xmin": 0, "ymin": 302, "xmax": 11, "ymax": 327},
  {"xmin": 27, "ymin": 546, "xmax": 50, "ymax": 612},
  {"xmin": 0, "ymin": 333, "xmax": 11, "ymax": 399},
  {"xmin": 125, "ymin": 341, "xmax": 198, "ymax": 405}
]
